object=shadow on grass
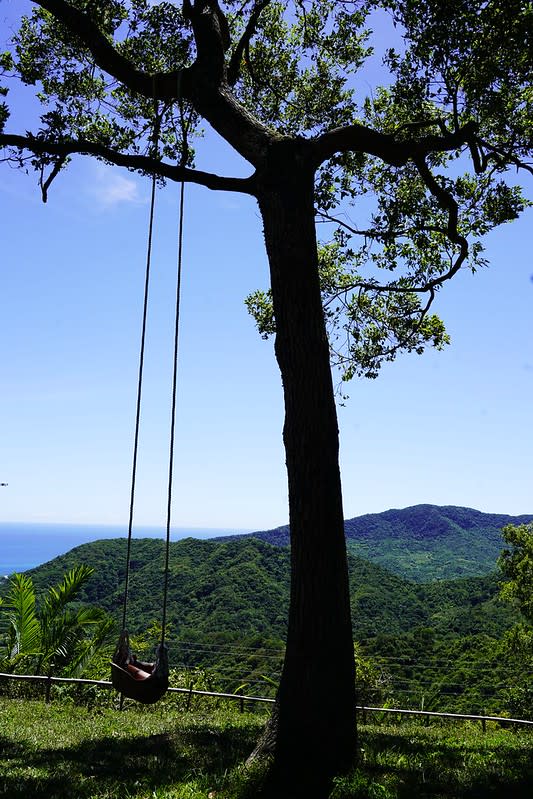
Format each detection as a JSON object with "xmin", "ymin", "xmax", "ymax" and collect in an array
[
  {"xmin": 0, "ymin": 725, "xmax": 256, "ymax": 799},
  {"xmin": 353, "ymin": 726, "xmax": 533, "ymax": 799},
  {"xmin": 2, "ymin": 724, "xmax": 532, "ymax": 799}
]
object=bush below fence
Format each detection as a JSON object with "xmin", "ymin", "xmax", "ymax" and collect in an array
[{"xmin": 1, "ymin": 671, "xmax": 532, "ymax": 731}]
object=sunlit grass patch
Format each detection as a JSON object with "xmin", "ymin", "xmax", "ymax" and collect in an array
[
  {"xmin": 0, "ymin": 698, "xmax": 264, "ymax": 799},
  {"xmin": 332, "ymin": 721, "xmax": 533, "ymax": 799},
  {"xmin": 1, "ymin": 699, "xmax": 532, "ymax": 798}
]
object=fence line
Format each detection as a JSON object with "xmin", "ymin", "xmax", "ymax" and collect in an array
[
  {"xmin": 356, "ymin": 704, "xmax": 533, "ymax": 728},
  {"xmin": 1, "ymin": 671, "xmax": 532, "ymax": 728},
  {"xmin": 0, "ymin": 671, "xmax": 275, "ymax": 705}
]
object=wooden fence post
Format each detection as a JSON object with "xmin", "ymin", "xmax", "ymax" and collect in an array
[{"xmin": 186, "ymin": 682, "xmax": 193, "ymax": 711}]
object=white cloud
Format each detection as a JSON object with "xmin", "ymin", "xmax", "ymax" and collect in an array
[{"xmin": 90, "ymin": 163, "xmax": 142, "ymax": 208}]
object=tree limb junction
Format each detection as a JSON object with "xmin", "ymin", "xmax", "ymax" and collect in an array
[{"xmin": 32, "ymin": 0, "xmax": 275, "ymax": 165}]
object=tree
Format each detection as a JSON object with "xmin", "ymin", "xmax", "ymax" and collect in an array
[
  {"xmin": 0, "ymin": 565, "xmax": 114, "ymax": 679},
  {"xmin": 498, "ymin": 523, "xmax": 533, "ymax": 718},
  {"xmin": 0, "ymin": 2, "xmax": 531, "ymax": 795},
  {"xmin": 353, "ymin": 642, "xmax": 392, "ymax": 708},
  {"xmin": 499, "ymin": 523, "xmax": 533, "ymax": 624}
]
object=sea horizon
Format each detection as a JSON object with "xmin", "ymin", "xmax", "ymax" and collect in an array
[{"xmin": 0, "ymin": 521, "xmax": 252, "ymax": 576}]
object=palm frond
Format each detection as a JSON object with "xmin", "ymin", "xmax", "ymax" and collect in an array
[
  {"xmin": 0, "ymin": 573, "xmax": 42, "ymax": 661},
  {"xmin": 2, "ymin": 565, "xmax": 111, "ymax": 678},
  {"xmin": 39, "ymin": 565, "xmax": 95, "ymax": 625},
  {"xmin": 64, "ymin": 616, "xmax": 116, "ymax": 678}
]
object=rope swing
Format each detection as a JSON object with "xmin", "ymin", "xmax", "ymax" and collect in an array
[{"xmin": 111, "ymin": 95, "xmax": 187, "ymax": 705}]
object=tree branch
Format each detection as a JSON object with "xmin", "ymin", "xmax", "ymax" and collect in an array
[
  {"xmin": 181, "ymin": 0, "xmax": 229, "ymax": 80},
  {"xmin": 227, "ymin": 0, "xmax": 271, "ymax": 86},
  {"xmin": 30, "ymin": 0, "xmax": 275, "ymax": 165},
  {"xmin": 394, "ymin": 117, "xmax": 449, "ymax": 137},
  {"xmin": 310, "ymin": 120, "xmax": 479, "ymax": 169},
  {"xmin": 39, "ymin": 155, "xmax": 67, "ymax": 202},
  {"xmin": 34, "ymin": 0, "xmax": 175, "ymax": 97},
  {"xmin": 316, "ymin": 209, "xmax": 449, "ymax": 243},
  {"xmin": 413, "ymin": 155, "xmax": 469, "ymax": 290},
  {"xmin": 0, "ymin": 133, "xmax": 256, "ymax": 194},
  {"xmin": 475, "ymin": 136, "xmax": 533, "ymax": 177},
  {"xmin": 315, "ymin": 156, "xmax": 469, "ymax": 302}
]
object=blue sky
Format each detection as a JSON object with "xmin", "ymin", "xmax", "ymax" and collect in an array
[{"xmin": 1, "ymin": 2, "xmax": 532, "ymax": 531}]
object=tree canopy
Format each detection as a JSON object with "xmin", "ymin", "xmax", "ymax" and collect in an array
[
  {"xmin": 499, "ymin": 522, "xmax": 533, "ymax": 624},
  {"xmin": 2, "ymin": 1, "xmax": 530, "ymax": 379},
  {"xmin": 498, "ymin": 523, "xmax": 533, "ymax": 718}
]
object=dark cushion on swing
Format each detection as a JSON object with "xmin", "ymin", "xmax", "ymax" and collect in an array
[
  {"xmin": 111, "ymin": 661, "xmax": 169, "ymax": 703},
  {"xmin": 127, "ymin": 663, "xmax": 152, "ymax": 680},
  {"xmin": 111, "ymin": 630, "xmax": 169, "ymax": 703}
]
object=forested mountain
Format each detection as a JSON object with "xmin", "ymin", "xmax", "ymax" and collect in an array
[
  {"xmin": 3, "ymin": 504, "xmax": 529, "ymax": 715},
  {"xmin": 227, "ymin": 504, "xmax": 533, "ymax": 581},
  {"xmin": 21, "ymin": 535, "xmax": 515, "ymax": 643},
  {"xmin": 11, "ymin": 533, "xmax": 522, "ymax": 711}
]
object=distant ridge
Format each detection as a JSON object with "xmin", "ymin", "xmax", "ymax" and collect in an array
[
  {"xmin": 220, "ymin": 504, "xmax": 533, "ymax": 581},
  {"xmin": 11, "ymin": 524, "xmax": 522, "ymax": 713}
]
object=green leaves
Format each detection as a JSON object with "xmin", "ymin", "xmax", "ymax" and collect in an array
[
  {"xmin": 2, "ymin": 1, "xmax": 532, "ymax": 383},
  {"xmin": 498, "ymin": 523, "xmax": 533, "ymax": 718},
  {"xmin": 0, "ymin": 566, "xmax": 114, "ymax": 677},
  {"xmin": 244, "ymin": 289, "xmax": 276, "ymax": 339},
  {"xmin": 229, "ymin": 0, "xmax": 371, "ymax": 135},
  {"xmin": 11, "ymin": 1, "xmax": 197, "ymax": 164},
  {"xmin": 241, "ymin": 2, "xmax": 529, "ymax": 382},
  {"xmin": 499, "ymin": 523, "xmax": 533, "ymax": 624},
  {"xmin": 1, "ymin": 573, "xmax": 42, "ymax": 663},
  {"xmin": 0, "ymin": 50, "xmax": 13, "ymax": 133},
  {"xmin": 354, "ymin": 641, "xmax": 391, "ymax": 706},
  {"xmin": 378, "ymin": 0, "xmax": 533, "ymax": 162}
]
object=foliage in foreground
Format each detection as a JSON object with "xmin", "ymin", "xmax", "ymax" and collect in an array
[
  {"xmin": 496, "ymin": 522, "xmax": 533, "ymax": 720},
  {"xmin": 0, "ymin": 697, "xmax": 532, "ymax": 799},
  {"xmin": 0, "ymin": 566, "xmax": 114, "ymax": 678},
  {"xmin": 499, "ymin": 523, "xmax": 533, "ymax": 624}
]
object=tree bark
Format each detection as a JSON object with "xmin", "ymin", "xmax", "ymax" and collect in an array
[{"xmin": 251, "ymin": 147, "xmax": 357, "ymax": 797}]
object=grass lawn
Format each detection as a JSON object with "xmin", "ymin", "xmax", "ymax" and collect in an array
[{"xmin": 0, "ymin": 696, "xmax": 532, "ymax": 798}]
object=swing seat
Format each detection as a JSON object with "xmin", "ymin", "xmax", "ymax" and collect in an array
[
  {"xmin": 126, "ymin": 663, "xmax": 153, "ymax": 680},
  {"xmin": 111, "ymin": 630, "xmax": 169, "ymax": 704}
]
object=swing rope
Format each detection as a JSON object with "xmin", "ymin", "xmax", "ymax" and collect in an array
[
  {"xmin": 119, "ymin": 96, "xmax": 186, "ymax": 654},
  {"xmin": 113, "ymin": 80, "xmax": 188, "ymax": 703},
  {"xmin": 122, "ymin": 164, "xmax": 158, "ymax": 634},
  {"xmin": 161, "ymin": 178, "xmax": 186, "ymax": 647},
  {"xmin": 161, "ymin": 71, "xmax": 189, "ymax": 644}
]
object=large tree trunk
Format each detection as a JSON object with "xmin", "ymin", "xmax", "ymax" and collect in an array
[{"xmin": 252, "ymin": 154, "xmax": 357, "ymax": 797}]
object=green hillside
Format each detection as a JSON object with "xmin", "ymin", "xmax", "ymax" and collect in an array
[
  {"xmin": 12, "ymin": 533, "xmax": 524, "ymax": 714},
  {"xmin": 233, "ymin": 504, "xmax": 533, "ymax": 581},
  {"xmin": 4, "ymin": 501, "xmax": 530, "ymax": 715},
  {"xmin": 23, "ymin": 536, "xmax": 516, "ymax": 644}
]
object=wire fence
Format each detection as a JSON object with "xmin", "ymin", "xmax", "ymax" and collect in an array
[{"xmin": 1, "ymin": 671, "xmax": 532, "ymax": 729}]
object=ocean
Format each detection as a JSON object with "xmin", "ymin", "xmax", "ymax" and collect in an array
[{"xmin": 0, "ymin": 522, "xmax": 249, "ymax": 576}]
